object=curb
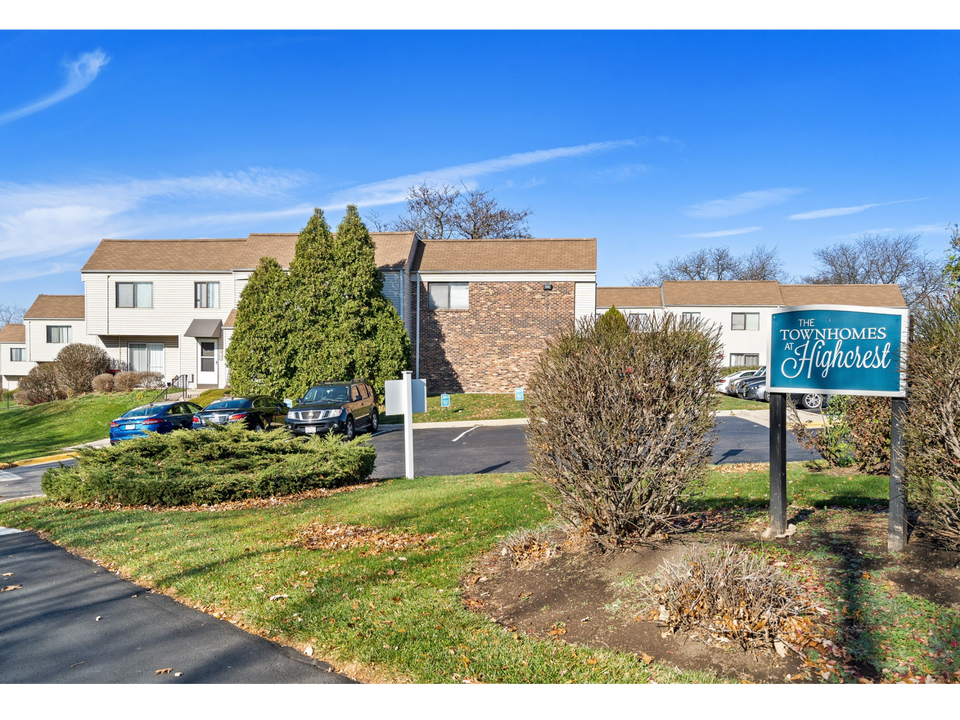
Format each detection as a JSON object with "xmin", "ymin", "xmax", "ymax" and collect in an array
[
  {"xmin": 12, "ymin": 453, "xmax": 79, "ymax": 468},
  {"xmin": 378, "ymin": 417, "xmax": 528, "ymax": 431}
]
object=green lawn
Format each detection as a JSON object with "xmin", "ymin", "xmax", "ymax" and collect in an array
[
  {"xmin": 717, "ymin": 394, "xmax": 768, "ymax": 412},
  {"xmin": 0, "ymin": 463, "xmax": 918, "ymax": 684},
  {"xmin": 0, "ymin": 471, "xmax": 718, "ymax": 684},
  {"xmin": 381, "ymin": 393, "xmax": 527, "ymax": 424},
  {"xmin": 0, "ymin": 391, "xmax": 162, "ymax": 463}
]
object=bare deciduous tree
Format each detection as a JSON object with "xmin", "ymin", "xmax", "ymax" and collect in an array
[
  {"xmin": 632, "ymin": 245, "xmax": 788, "ymax": 285},
  {"xmin": 740, "ymin": 244, "xmax": 788, "ymax": 281},
  {"xmin": 0, "ymin": 303, "xmax": 26, "ymax": 325},
  {"xmin": 802, "ymin": 233, "xmax": 945, "ymax": 310},
  {"xmin": 369, "ymin": 182, "xmax": 532, "ymax": 239}
]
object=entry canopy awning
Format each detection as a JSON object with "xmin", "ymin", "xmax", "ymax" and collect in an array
[{"xmin": 184, "ymin": 319, "xmax": 222, "ymax": 338}]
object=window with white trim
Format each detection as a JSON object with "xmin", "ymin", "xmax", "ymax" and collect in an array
[
  {"xmin": 428, "ymin": 282, "xmax": 469, "ymax": 309},
  {"xmin": 116, "ymin": 282, "xmax": 153, "ymax": 308},
  {"xmin": 128, "ymin": 342, "xmax": 165, "ymax": 374},
  {"xmin": 681, "ymin": 311, "xmax": 700, "ymax": 320},
  {"xmin": 194, "ymin": 282, "xmax": 220, "ymax": 308},
  {"xmin": 10, "ymin": 347, "xmax": 25, "ymax": 362},
  {"xmin": 731, "ymin": 312, "xmax": 760, "ymax": 331},
  {"xmin": 730, "ymin": 353, "xmax": 760, "ymax": 367},
  {"xmin": 46, "ymin": 326, "xmax": 71, "ymax": 343}
]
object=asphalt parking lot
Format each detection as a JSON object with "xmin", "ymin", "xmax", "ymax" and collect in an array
[
  {"xmin": 367, "ymin": 419, "xmax": 820, "ymax": 478},
  {"xmin": 1, "ymin": 417, "xmax": 821, "ymax": 502}
]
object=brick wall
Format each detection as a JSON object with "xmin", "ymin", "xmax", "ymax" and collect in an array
[{"xmin": 416, "ymin": 280, "xmax": 575, "ymax": 393}]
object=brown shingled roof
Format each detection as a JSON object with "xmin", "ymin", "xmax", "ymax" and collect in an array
[
  {"xmin": 24, "ymin": 295, "xmax": 84, "ymax": 319},
  {"xmin": 413, "ymin": 238, "xmax": 596, "ymax": 272},
  {"xmin": 81, "ymin": 232, "xmax": 418, "ymax": 272},
  {"xmin": 780, "ymin": 284, "xmax": 907, "ymax": 308},
  {"xmin": 0, "ymin": 323, "xmax": 25, "ymax": 343},
  {"xmin": 596, "ymin": 286, "xmax": 662, "ymax": 308},
  {"xmin": 662, "ymin": 281, "xmax": 784, "ymax": 306},
  {"xmin": 223, "ymin": 309, "xmax": 238, "ymax": 328}
]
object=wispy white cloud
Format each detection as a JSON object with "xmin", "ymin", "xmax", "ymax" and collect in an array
[
  {"xmin": 591, "ymin": 163, "xmax": 652, "ymax": 183},
  {"xmin": 0, "ymin": 168, "xmax": 310, "ymax": 262},
  {"xmin": 788, "ymin": 197, "xmax": 928, "ymax": 220},
  {"xmin": 328, "ymin": 140, "xmax": 640, "ymax": 207},
  {"xmin": 0, "ymin": 261, "xmax": 81, "ymax": 282},
  {"xmin": 905, "ymin": 223, "xmax": 950, "ymax": 236},
  {"xmin": 0, "ymin": 49, "xmax": 110, "ymax": 126},
  {"xmin": 681, "ymin": 226, "xmax": 762, "ymax": 238},
  {"xmin": 686, "ymin": 187, "xmax": 804, "ymax": 219}
]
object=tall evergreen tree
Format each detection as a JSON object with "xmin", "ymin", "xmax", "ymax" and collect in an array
[
  {"xmin": 285, "ymin": 206, "xmax": 411, "ymax": 399},
  {"xmin": 224, "ymin": 256, "xmax": 292, "ymax": 396}
]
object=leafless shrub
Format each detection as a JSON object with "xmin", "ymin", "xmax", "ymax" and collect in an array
[
  {"xmin": 13, "ymin": 390, "xmax": 31, "ymax": 406},
  {"xmin": 905, "ymin": 294, "xmax": 960, "ymax": 550},
  {"xmin": 526, "ymin": 312, "xmax": 722, "ymax": 549},
  {"xmin": 789, "ymin": 394, "xmax": 891, "ymax": 473},
  {"xmin": 638, "ymin": 544, "xmax": 812, "ymax": 652},
  {"xmin": 54, "ymin": 343, "xmax": 112, "ymax": 396},
  {"xmin": 113, "ymin": 371, "xmax": 142, "ymax": 392},
  {"xmin": 16, "ymin": 363, "xmax": 67, "ymax": 404},
  {"xmin": 139, "ymin": 371, "xmax": 164, "ymax": 389},
  {"xmin": 92, "ymin": 373, "xmax": 115, "ymax": 393},
  {"xmin": 498, "ymin": 523, "xmax": 566, "ymax": 567}
]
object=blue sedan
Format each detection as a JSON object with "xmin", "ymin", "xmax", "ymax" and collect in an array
[{"xmin": 109, "ymin": 401, "xmax": 203, "ymax": 444}]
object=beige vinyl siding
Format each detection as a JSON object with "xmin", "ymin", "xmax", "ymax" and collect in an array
[
  {"xmin": 99, "ymin": 272, "xmax": 234, "ymax": 335},
  {"xmin": 0, "ymin": 342, "xmax": 35, "ymax": 388},
  {"xmin": 666, "ymin": 305, "xmax": 775, "ymax": 367},
  {"xmin": 82, "ymin": 274, "xmax": 109, "ymax": 335},
  {"xmin": 574, "ymin": 282, "xmax": 597, "ymax": 321},
  {"xmin": 24, "ymin": 319, "xmax": 102, "ymax": 363}
]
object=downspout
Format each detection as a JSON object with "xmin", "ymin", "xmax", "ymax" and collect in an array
[{"xmin": 415, "ymin": 271, "xmax": 421, "ymax": 379}]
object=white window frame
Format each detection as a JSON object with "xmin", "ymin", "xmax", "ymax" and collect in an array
[
  {"xmin": 116, "ymin": 282, "xmax": 153, "ymax": 308},
  {"xmin": 194, "ymin": 281, "xmax": 220, "ymax": 309},
  {"xmin": 681, "ymin": 311, "xmax": 700, "ymax": 320},
  {"xmin": 731, "ymin": 312, "xmax": 760, "ymax": 331},
  {"xmin": 730, "ymin": 353, "xmax": 760, "ymax": 367},
  {"xmin": 10, "ymin": 347, "xmax": 26, "ymax": 362},
  {"xmin": 428, "ymin": 282, "xmax": 469, "ymax": 310},
  {"xmin": 46, "ymin": 325, "xmax": 72, "ymax": 344},
  {"xmin": 128, "ymin": 342, "xmax": 165, "ymax": 374}
]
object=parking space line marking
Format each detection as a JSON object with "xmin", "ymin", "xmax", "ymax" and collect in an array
[
  {"xmin": 0, "ymin": 471, "xmax": 21, "ymax": 482},
  {"xmin": 0, "ymin": 527, "xmax": 24, "ymax": 535},
  {"xmin": 452, "ymin": 426, "xmax": 478, "ymax": 442}
]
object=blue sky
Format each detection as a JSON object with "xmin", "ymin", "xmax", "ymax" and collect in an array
[{"xmin": 2, "ymin": 27, "xmax": 960, "ymax": 311}]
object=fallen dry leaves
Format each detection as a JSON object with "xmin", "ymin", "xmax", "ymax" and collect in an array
[{"xmin": 294, "ymin": 521, "xmax": 437, "ymax": 555}]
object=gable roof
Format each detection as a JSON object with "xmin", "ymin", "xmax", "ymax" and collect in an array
[
  {"xmin": 80, "ymin": 232, "xmax": 419, "ymax": 273},
  {"xmin": 662, "ymin": 281, "xmax": 785, "ymax": 306},
  {"xmin": 596, "ymin": 286, "xmax": 662, "ymax": 308},
  {"xmin": 23, "ymin": 295, "xmax": 85, "ymax": 319},
  {"xmin": 0, "ymin": 323, "xmax": 25, "ymax": 343},
  {"xmin": 598, "ymin": 281, "xmax": 910, "ymax": 309},
  {"xmin": 412, "ymin": 238, "xmax": 596, "ymax": 272},
  {"xmin": 223, "ymin": 309, "xmax": 238, "ymax": 328},
  {"xmin": 780, "ymin": 284, "xmax": 906, "ymax": 308}
]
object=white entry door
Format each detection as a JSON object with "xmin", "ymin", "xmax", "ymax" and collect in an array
[{"xmin": 197, "ymin": 339, "xmax": 218, "ymax": 385}]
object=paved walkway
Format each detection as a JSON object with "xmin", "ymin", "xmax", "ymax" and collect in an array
[{"xmin": 0, "ymin": 529, "xmax": 355, "ymax": 683}]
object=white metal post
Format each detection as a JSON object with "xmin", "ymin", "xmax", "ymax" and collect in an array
[{"xmin": 403, "ymin": 370, "xmax": 414, "ymax": 479}]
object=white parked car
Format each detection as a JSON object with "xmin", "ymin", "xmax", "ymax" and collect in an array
[{"xmin": 716, "ymin": 368, "xmax": 765, "ymax": 396}]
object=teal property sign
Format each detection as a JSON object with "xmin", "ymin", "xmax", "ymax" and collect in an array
[{"xmin": 768, "ymin": 305, "xmax": 908, "ymax": 397}]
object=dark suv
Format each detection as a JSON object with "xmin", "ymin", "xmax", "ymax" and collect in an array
[{"xmin": 285, "ymin": 381, "xmax": 379, "ymax": 440}]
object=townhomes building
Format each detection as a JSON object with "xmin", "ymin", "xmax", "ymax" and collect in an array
[
  {"xmin": 596, "ymin": 281, "xmax": 908, "ymax": 368},
  {"xmin": 0, "ymin": 323, "xmax": 31, "ymax": 391},
  {"xmin": 0, "ymin": 295, "xmax": 102, "ymax": 392},
  {"xmin": 1, "ymin": 230, "xmax": 910, "ymax": 396},
  {"xmin": 77, "ymin": 232, "xmax": 420, "ymax": 388},
  {"xmin": 412, "ymin": 236, "xmax": 597, "ymax": 392},
  {"xmin": 69, "ymin": 231, "xmax": 598, "ymax": 392}
]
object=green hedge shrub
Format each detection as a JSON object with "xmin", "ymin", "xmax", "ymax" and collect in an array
[{"xmin": 41, "ymin": 423, "xmax": 377, "ymax": 506}]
